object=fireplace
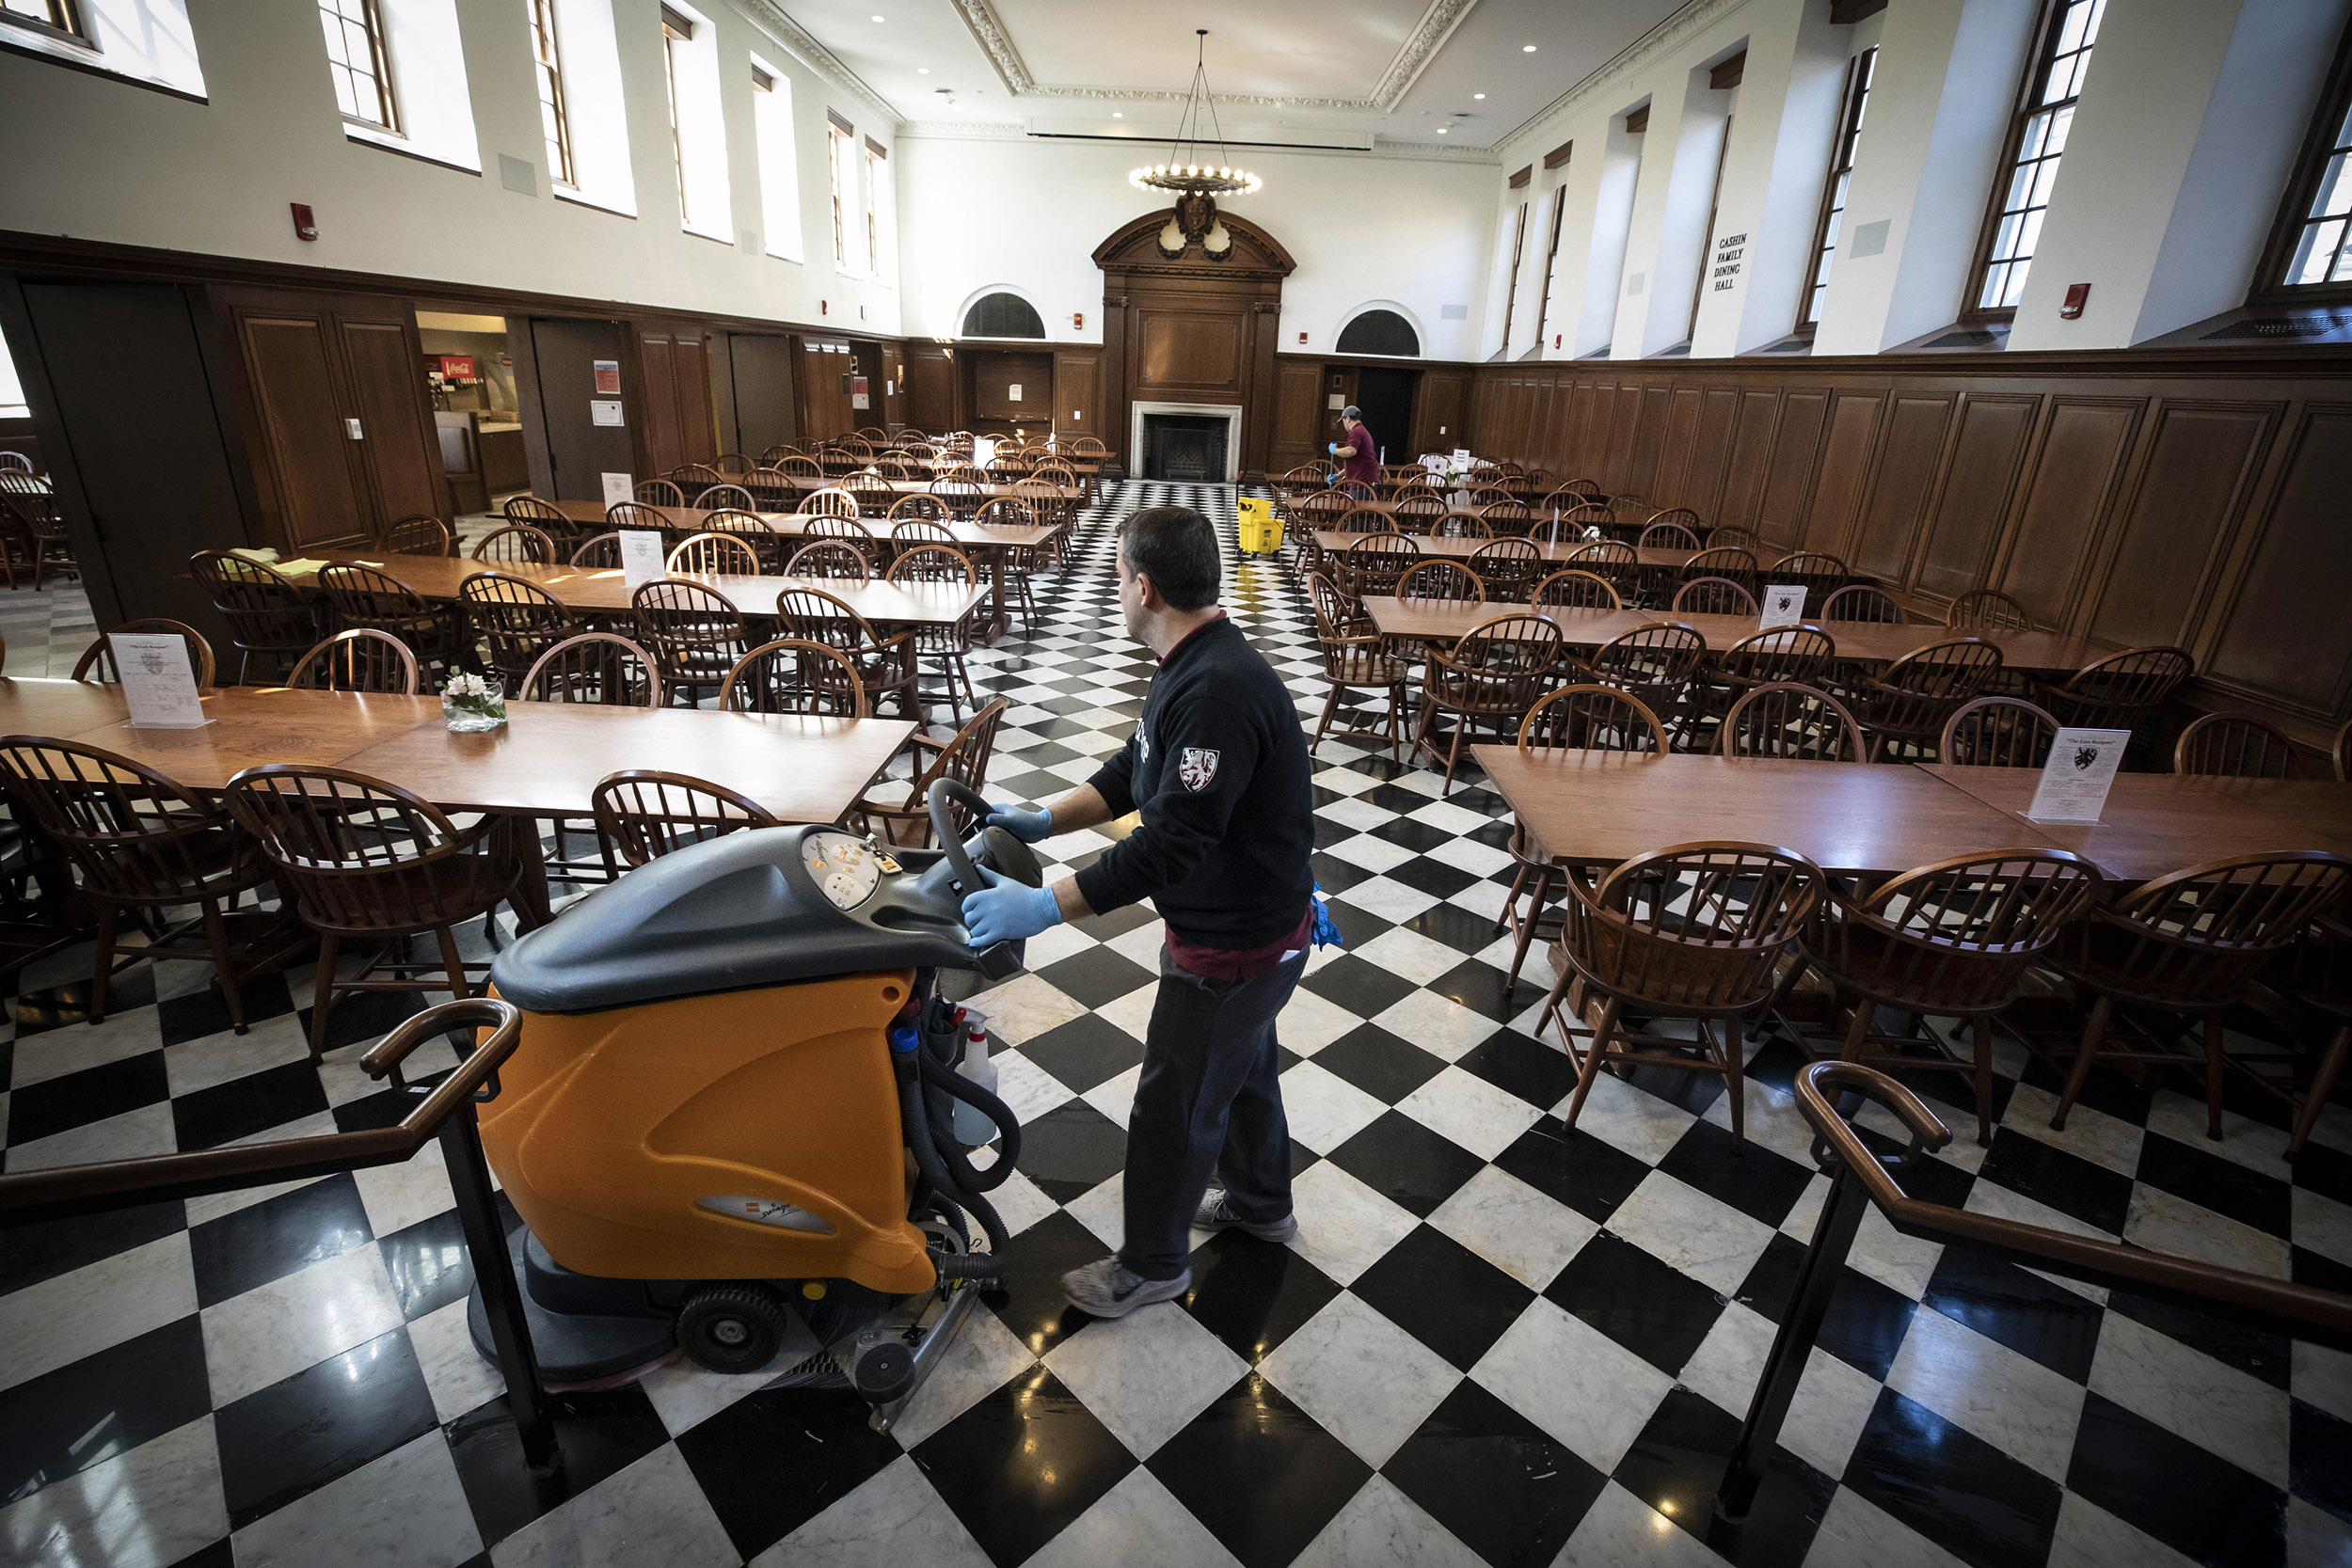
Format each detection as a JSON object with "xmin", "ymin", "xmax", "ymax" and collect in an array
[
  {"xmin": 1130, "ymin": 401, "xmax": 1242, "ymax": 483},
  {"xmin": 1143, "ymin": 415, "xmax": 1231, "ymax": 482}
]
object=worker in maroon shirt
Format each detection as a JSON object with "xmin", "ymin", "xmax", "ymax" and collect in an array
[{"xmin": 1328, "ymin": 404, "xmax": 1380, "ymax": 490}]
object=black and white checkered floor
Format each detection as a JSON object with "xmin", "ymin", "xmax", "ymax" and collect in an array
[{"xmin": 3, "ymin": 481, "xmax": 2349, "ymax": 1568}]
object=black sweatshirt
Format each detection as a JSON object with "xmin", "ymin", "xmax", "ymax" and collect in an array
[{"xmin": 1073, "ymin": 616, "xmax": 1314, "ymax": 948}]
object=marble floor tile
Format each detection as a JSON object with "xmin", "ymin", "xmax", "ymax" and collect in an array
[
  {"xmin": 406, "ymin": 1297, "xmax": 505, "ymax": 1425},
  {"xmin": 1371, "ymin": 992, "xmax": 1502, "ymax": 1065},
  {"xmin": 754, "ymin": 1454, "xmax": 993, "ymax": 1568},
  {"xmin": 200, "ymin": 1244, "xmax": 405, "ymax": 1405},
  {"xmin": 2287, "ymin": 1493, "xmax": 2352, "ymax": 1568},
  {"xmin": 1887, "ymin": 1305, "xmax": 2088, "ymax": 1482},
  {"xmin": 2042, "ymin": 1488, "xmax": 2202, "ymax": 1568},
  {"xmin": 1355, "ymin": 927, "xmax": 1479, "ymax": 987},
  {"xmin": 2087, "ymin": 1310, "xmax": 2291, "ymax": 1486},
  {"xmin": 1555, "ymin": 1481, "xmax": 1727, "ymax": 1568},
  {"xmin": 0, "ymin": 1231, "xmax": 196, "ymax": 1392},
  {"xmin": 1278, "ymin": 1059, "xmax": 1391, "ymax": 1155},
  {"xmin": 348, "ymin": 1142, "xmax": 454, "ymax": 1241},
  {"xmin": 2, "ymin": 1099, "xmax": 177, "ymax": 1173},
  {"xmin": 968, "ymin": 974, "xmax": 1087, "ymax": 1048},
  {"xmin": 1274, "ymin": 985, "xmax": 1370, "ymax": 1056},
  {"xmin": 7, "ymin": 1009, "xmax": 166, "ymax": 1088},
  {"xmin": 1044, "ymin": 1304, "xmax": 1249, "ymax": 1457},
  {"xmin": 1426, "ymin": 1164, "xmax": 1599, "ymax": 1290},
  {"xmin": 2001, "ymin": 1081, "xmax": 2146, "ymax": 1176},
  {"xmin": 491, "ymin": 1442, "xmax": 737, "ymax": 1568},
  {"xmin": 1291, "ymin": 1472, "xmax": 1487, "ymax": 1568},
  {"xmin": 1283, "ymin": 1159, "xmax": 1421, "ymax": 1287},
  {"xmin": 1079, "ymin": 1061, "xmax": 1143, "ymax": 1128},
  {"xmin": 2294, "ymin": 1185, "xmax": 2352, "ymax": 1267},
  {"xmin": 161, "ymin": 1016, "xmax": 312, "ymax": 1100},
  {"xmin": 1802, "ymin": 1485, "xmax": 1974, "ymax": 1568},
  {"xmin": 2294, "ymin": 1337, "xmax": 2352, "ymax": 1424},
  {"xmin": 1021, "ymin": 1465, "xmax": 1241, "ymax": 1568},
  {"xmin": 232, "ymin": 1429, "xmax": 480, "ymax": 1568},
  {"xmin": 990, "ymin": 1049, "xmax": 1076, "ymax": 1126},
  {"xmin": 1606, "ymin": 1169, "xmax": 1783, "ymax": 1296},
  {"xmin": 2122, "ymin": 1184, "xmax": 2292, "ymax": 1280},
  {"xmin": 1471, "ymin": 1298, "xmax": 1673, "ymax": 1475},
  {"xmin": 1094, "ymin": 981, "xmax": 1161, "ymax": 1041},
  {"xmin": 1563, "ymin": 1069, "xmax": 1698, "ymax": 1165},
  {"xmin": 1258, "ymin": 1293, "xmax": 1460, "ymax": 1467},
  {"xmin": 0, "ymin": 1415, "xmax": 224, "ymax": 1568},
  {"xmin": 1395, "ymin": 1065, "xmax": 1544, "ymax": 1160},
  {"xmin": 1674, "ymin": 1302, "xmax": 1882, "ymax": 1480},
  {"xmin": 882, "ymin": 1306, "xmax": 1039, "ymax": 1450}
]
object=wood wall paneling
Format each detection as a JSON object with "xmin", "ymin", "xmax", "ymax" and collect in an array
[
  {"xmin": 1756, "ymin": 390, "xmax": 1827, "ymax": 549},
  {"xmin": 970, "ymin": 350, "xmax": 1054, "ymax": 424},
  {"xmin": 1629, "ymin": 384, "xmax": 1672, "ymax": 499},
  {"xmin": 1136, "ymin": 308, "xmax": 1243, "ymax": 394},
  {"xmin": 525, "ymin": 317, "xmax": 633, "ymax": 501},
  {"xmin": 2086, "ymin": 404, "xmax": 2269, "ymax": 651},
  {"xmin": 903, "ymin": 343, "xmax": 956, "ymax": 432},
  {"xmin": 1995, "ymin": 399, "xmax": 2139, "ymax": 627},
  {"xmin": 1915, "ymin": 394, "xmax": 2036, "ymax": 598},
  {"xmin": 634, "ymin": 327, "xmax": 682, "ymax": 476},
  {"xmin": 1843, "ymin": 393, "xmax": 1946, "ymax": 578},
  {"xmin": 2207, "ymin": 404, "xmax": 2352, "ymax": 716},
  {"xmin": 1270, "ymin": 358, "xmax": 1325, "ymax": 475},
  {"xmin": 1050, "ymin": 348, "xmax": 1102, "ymax": 445},
  {"xmin": 1413, "ymin": 367, "xmax": 1471, "ymax": 453}
]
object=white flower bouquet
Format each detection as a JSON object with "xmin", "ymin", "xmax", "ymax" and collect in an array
[{"xmin": 441, "ymin": 671, "xmax": 507, "ymax": 732}]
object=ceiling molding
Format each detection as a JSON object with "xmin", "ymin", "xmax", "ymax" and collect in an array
[
  {"xmin": 1500, "ymin": 0, "xmax": 1751, "ymax": 151},
  {"xmin": 944, "ymin": 0, "xmax": 1482, "ymax": 114},
  {"xmin": 896, "ymin": 120, "xmax": 1501, "ymax": 163},
  {"xmin": 738, "ymin": 0, "xmax": 903, "ymax": 128}
]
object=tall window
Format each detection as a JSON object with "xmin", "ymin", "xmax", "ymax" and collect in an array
[
  {"xmin": 1972, "ymin": 0, "xmax": 2105, "ymax": 315},
  {"xmin": 1533, "ymin": 186, "xmax": 1566, "ymax": 350},
  {"xmin": 1802, "ymin": 47, "xmax": 1875, "ymax": 329},
  {"xmin": 529, "ymin": 0, "xmax": 574, "ymax": 188},
  {"xmin": 2261, "ymin": 19, "xmax": 2352, "ymax": 296},
  {"xmin": 1, "ymin": 0, "xmax": 86, "ymax": 39},
  {"xmin": 753, "ymin": 59, "xmax": 803, "ymax": 261},
  {"xmin": 828, "ymin": 114, "xmax": 854, "ymax": 268},
  {"xmin": 864, "ymin": 138, "xmax": 888, "ymax": 277},
  {"xmin": 319, "ymin": 0, "xmax": 397, "ymax": 129},
  {"xmin": 1684, "ymin": 115, "xmax": 1732, "ymax": 343},
  {"xmin": 1500, "ymin": 201, "xmax": 1529, "ymax": 347},
  {"xmin": 661, "ymin": 6, "xmax": 692, "ymax": 225}
]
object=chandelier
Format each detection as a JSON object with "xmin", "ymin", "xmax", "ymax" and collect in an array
[{"xmin": 1129, "ymin": 30, "xmax": 1259, "ymax": 260}]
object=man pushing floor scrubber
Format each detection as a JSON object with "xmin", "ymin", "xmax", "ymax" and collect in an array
[{"xmin": 960, "ymin": 504, "xmax": 1327, "ymax": 1317}]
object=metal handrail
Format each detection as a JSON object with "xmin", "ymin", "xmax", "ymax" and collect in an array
[
  {"xmin": 1717, "ymin": 1060, "xmax": 2352, "ymax": 1524},
  {"xmin": 0, "ymin": 997, "xmax": 559, "ymax": 1470}
]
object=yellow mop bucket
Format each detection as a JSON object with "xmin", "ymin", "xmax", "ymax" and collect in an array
[{"xmin": 1236, "ymin": 495, "xmax": 1283, "ymax": 556}]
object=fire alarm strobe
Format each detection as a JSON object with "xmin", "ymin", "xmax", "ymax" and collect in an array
[
  {"xmin": 2060, "ymin": 282, "xmax": 2090, "ymax": 320},
  {"xmin": 291, "ymin": 203, "xmax": 319, "ymax": 242}
]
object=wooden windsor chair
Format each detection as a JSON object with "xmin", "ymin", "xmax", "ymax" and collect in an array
[{"xmin": 1416, "ymin": 613, "xmax": 1565, "ymax": 794}]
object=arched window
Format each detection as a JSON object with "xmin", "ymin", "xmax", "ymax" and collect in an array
[
  {"xmin": 1336, "ymin": 309, "xmax": 1420, "ymax": 356},
  {"xmin": 961, "ymin": 292, "xmax": 1045, "ymax": 339}
]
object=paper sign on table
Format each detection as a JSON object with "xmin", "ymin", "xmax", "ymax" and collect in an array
[
  {"xmin": 971, "ymin": 436, "xmax": 996, "ymax": 470},
  {"xmin": 1452, "ymin": 448, "xmax": 1470, "ymax": 465},
  {"xmin": 111, "ymin": 633, "xmax": 211, "ymax": 729},
  {"xmin": 601, "ymin": 471, "xmax": 633, "ymax": 506},
  {"xmin": 1758, "ymin": 584, "xmax": 1806, "ymax": 628},
  {"xmin": 2025, "ymin": 728, "xmax": 2132, "ymax": 824},
  {"xmin": 618, "ymin": 528, "xmax": 666, "ymax": 589}
]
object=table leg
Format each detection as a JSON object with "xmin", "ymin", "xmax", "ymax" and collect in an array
[
  {"xmin": 510, "ymin": 818, "xmax": 556, "ymax": 930},
  {"xmin": 980, "ymin": 549, "xmax": 1010, "ymax": 644}
]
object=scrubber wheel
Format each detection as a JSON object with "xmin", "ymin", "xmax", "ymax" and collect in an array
[{"xmin": 676, "ymin": 1283, "xmax": 793, "ymax": 1373}]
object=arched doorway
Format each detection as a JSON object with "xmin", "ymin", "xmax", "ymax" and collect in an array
[{"xmin": 1093, "ymin": 210, "xmax": 1294, "ymax": 482}]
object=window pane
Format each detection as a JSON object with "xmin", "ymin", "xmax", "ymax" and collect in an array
[
  {"xmin": 2056, "ymin": 0, "xmax": 2091, "ymax": 55},
  {"xmin": 2028, "ymin": 157, "xmax": 2062, "ymax": 210},
  {"xmin": 2000, "ymin": 256, "xmax": 2033, "ymax": 307},
  {"xmin": 1979, "ymin": 261, "xmax": 2010, "ymax": 310},
  {"xmin": 2042, "ymin": 104, "xmax": 2074, "ymax": 158},
  {"xmin": 2304, "ymin": 219, "xmax": 2349, "ymax": 284}
]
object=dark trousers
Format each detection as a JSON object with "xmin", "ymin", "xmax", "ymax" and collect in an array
[{"xmin": 1119, "ymin": 945, "xmax": 1307, "ymax": 1280}]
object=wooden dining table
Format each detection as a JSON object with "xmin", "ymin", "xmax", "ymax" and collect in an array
[
  {"xmin": 285, "ymin": 551, "xmax": 990, "ymax": 627},
  {"xmin": 1917, "ymin": 766, "xmax": 2352, "ymax": 882},
  {"xmin": 1316, "ymin": 531, "xmax": 1697, "ymax": 569},
  {"xmin": 0, "ymin": 679, "xmax": 916, "ymax": 921},
  {"xmin": 481, "ymin": 503, "xmax": 1059, "ymax": 641},
  {"xmin": 1360, "ymin": 596, "xmax": 2102, "ymax": 673},
  {"xmin": 1473, "ymin": 749, "xmax": 2062, "ymax": 878}
]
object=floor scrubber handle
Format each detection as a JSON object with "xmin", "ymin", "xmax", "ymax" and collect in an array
[{"xmin": 928, "ymin": 777, "xmax": 1024, "ymax": 980}]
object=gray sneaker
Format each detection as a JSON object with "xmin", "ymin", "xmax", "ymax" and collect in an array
[
  {"xmin": 1194, "ymin": 1188, "xmax": 1299, "ymax": 1243},
  {"xmin": 1060, "ymin": 1257, "xmax": 1191, "ymax": 1318}
]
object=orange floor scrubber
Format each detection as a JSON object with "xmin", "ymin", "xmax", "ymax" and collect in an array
[{"xmin": 466, "ymin": 780, "xmax": 1035, "ymax": 1426}]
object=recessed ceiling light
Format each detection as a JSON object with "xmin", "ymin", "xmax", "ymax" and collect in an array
[
  {"xmin": 871, "ymin": 13, "xmax": 885, "ymax": 21},
  {"xmin": 1437, "ymin": 126, "xmax": 1447, "ymax": 134},
  {"xmin": 1522, "ymin": 43, "xmax": 1537, "ymax": 52},
  {"xmin": 1111, "ymin": 111, "xmax": 1122, "ymax": 118},
  {"xmin": 1472, "ymin": 92, "xmax": 1486, "ymax": 99}
]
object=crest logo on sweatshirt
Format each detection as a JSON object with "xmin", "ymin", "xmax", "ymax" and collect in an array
[{"xmin": 1180, "ymin": 748, "xmax": 1220, "ymax": 792}]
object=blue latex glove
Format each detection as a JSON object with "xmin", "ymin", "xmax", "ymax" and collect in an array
[
  {"xmin": 985, "ymin": 801, "xmax": 1054, "ymax": 844},
  {"xmin": 1310, "ymin": 884, "xmax": 1344, "ymax": 949},
  {"xmin": 962, "ymin": 865, "xmax": 1061, "ymax": 947},
  {"xmin": 1327, "ymin": 443, "xmax": 1339, "ymax": 455}
]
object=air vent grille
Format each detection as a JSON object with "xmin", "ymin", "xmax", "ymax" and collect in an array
[{"xmin": 2201, "ymin": 315, "xmax": 2348, "ymax": 340}]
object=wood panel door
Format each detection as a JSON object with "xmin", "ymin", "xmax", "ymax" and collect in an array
[
  {"xmin": 1051, "ymin": 348, "xmax": 1102, "ymax": 446},
  {"xmin": 525, "ymin": 317, "xmax": 634, "ymax": 501},
  {"xmin": 339, "ymin": 319, "xmax": 444, "ymax": 527},
  {"xmin": 12, "ymin": 279, "xmax": 251, "ymax": 635},
  {"xmin": 904, "ymin": 344, "xmax": 956, "ymax": 432},
  {"xmin": 216, "ymin": 287, "xmax": 445, "ymax": 551},
  {"xmin": 635, "ymin": 327, "xmax": 682, "ymax": 476},
  {"xmin": 236, "ymin": 311, "xmax": 371, "ymax": 550},
  {"xmin": 725, "ymin": 334, "xmax": 798, "ymax": 456}
]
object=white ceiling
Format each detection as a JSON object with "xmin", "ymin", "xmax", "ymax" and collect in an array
[{"xmin": 776, "ymin": 0, "xmax": 1690, "ymax": 150}]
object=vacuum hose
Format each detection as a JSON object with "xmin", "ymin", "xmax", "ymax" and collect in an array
[
  {"xmin": 917, "ymin": 1050, "xmax": 1023, "ymax": 1192},
  {"xmin": 898, "ymin": 1069, "xmax": 1010, "ymax": 1257}
]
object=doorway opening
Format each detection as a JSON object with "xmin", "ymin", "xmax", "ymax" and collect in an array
[{"xmin": 1350, "ymin": 368, "xmax": 1419, "ymax": 466}]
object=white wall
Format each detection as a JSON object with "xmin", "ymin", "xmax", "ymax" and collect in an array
[
  {"xmin": 0, "ymin": 0, "xmax": 898, "ymax": 332},
  {"xmin": 892, "ymin": 133, "xmax": 1497, "ymax": 359},
  {"xmin": 1486, "ymin": 0, "xmax": 2344, "ymax": 357}
]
